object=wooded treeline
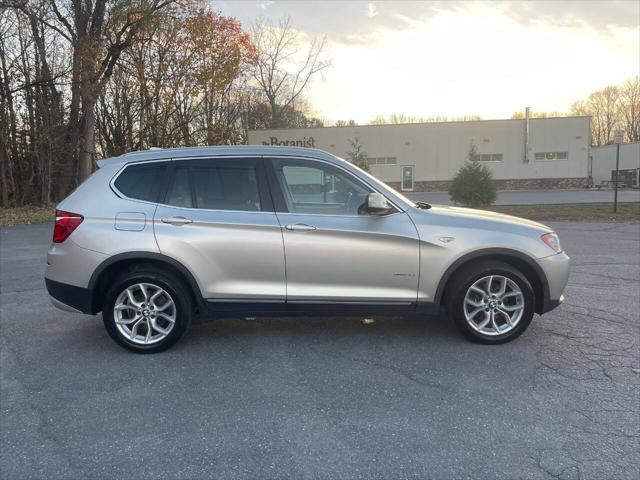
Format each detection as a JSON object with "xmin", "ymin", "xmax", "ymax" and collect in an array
[
  {"xmin": 1, "ymin": 1, "xmax": 638, "ymax": 208},
  {"xmin": 357, "ymin": 77, "xmax": 640, "ymax": 147},
  {"xmin": 510, "ymin": 77, "xmax": 640, "ymax": 147},
  {"xmin": 569, "ymin": 78, "xmax": 640, "ymax": 147},
  {"xmin": 0, "ymin": 1, "xmax": 328, "ymax": 206}
]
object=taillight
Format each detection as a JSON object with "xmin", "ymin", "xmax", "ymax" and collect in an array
[{"xmin": 53, "ymin": 210, "xmax": 84, "ymax": 243}]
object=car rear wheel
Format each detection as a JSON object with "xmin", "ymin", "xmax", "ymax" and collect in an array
[
  {"xmin": 446, "ymin": 261, "xmax": 535, "ymax": 344},
  {"xmin": 103, "ymin": 270, "xmax": 192, "ymax": 353}
]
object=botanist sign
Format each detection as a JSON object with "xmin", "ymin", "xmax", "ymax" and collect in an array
[{"xmin": 262, "ymin": 136, "xmax": 316, "ymax": 147}]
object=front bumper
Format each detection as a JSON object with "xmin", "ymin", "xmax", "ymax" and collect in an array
[
  {"xmin": 45, "ymin": 278, "xmax": 94, "ymax": 314},
  {"xmin": 537, "ymin": 251, "xmax": 570, "ymax": 314},
  {"xmin": 541, "ymin": 294, "xmax": 564, "ymax": 314}
]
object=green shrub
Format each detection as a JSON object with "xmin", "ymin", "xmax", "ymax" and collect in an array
[
  {"xmin": 448, "ymin": 161, "xmax": 497, "ymax": 207},
  {"xmin": 346, "ymin": 136, "xmax": 370, "ymax": 172}
]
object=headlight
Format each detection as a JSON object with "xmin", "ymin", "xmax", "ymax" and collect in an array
[{"xmin": 541, "ymin": 232, "xmax": 562, "ymax": 253}]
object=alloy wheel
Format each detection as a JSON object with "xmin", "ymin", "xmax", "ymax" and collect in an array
[
  {"xmin": 113, "ymin": 283, "xmax": 176, "ymax": 345},
  {"xmin": 463, "ymin": 275, "xmax": 525, "ymax": 336}
]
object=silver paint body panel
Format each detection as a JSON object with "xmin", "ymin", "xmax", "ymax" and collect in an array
[
  {"xmin": 277, "ymin": 211, "xmax": 419, "ymax": 303},
  {"xmin": 46, "ymin": 146, "xmax": 570, "ymax": 311},
  {"xmin": 153, "ymin": 204, "xmax": 286, "ymax": 301}
]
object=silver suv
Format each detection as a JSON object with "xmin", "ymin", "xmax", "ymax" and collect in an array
[{"xmin": 45, "ymin": 146, "xmax": 569, "ymax": 353}]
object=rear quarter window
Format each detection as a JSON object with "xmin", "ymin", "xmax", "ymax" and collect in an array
[{"xmin": 114, "ymin": 163, "xmax": 167, "ymax": 202}]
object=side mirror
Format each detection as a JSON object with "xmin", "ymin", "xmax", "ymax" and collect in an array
[{"xmin": 365, "ymin": 193, "xmax": 393, "ymax": 215}]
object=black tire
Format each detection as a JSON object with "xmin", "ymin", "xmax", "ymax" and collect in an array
[
  {"xmin": 102, "ymin": 270, "xmax": 193, "ymax": 353},
  {"xmin": 445, "ymin": 260, "xmax": 535, "ymax": 344}
]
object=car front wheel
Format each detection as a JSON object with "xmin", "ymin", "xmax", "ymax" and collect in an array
[
  {"xmin": 103, "ymin": 270, "xmax": 192, "ymax": 353},
  {"xmin": 446, "ymin": 261, "xmax": 535, "ymax": 344}
]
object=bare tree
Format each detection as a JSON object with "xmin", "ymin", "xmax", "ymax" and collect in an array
[
  {"xmin": 0, "ymin": 3, "xmax": 321, "ymax": 207},
  {"xmin": 251, "ymin": 16, "xmax": 329, "ymax": 128},
  {"xmin": 6, "ymin": 0, "xmax": 178, "ymax": 194},
  {"xmin": 620, "ymin": 76, "xmax": 640, "ymax": 142},
  {"xmin": 572, "ymin": 85, "xmax": 621, "ymax": 146},
  {"xmin": 511, "ymin": 110, "xmax": 564, "ymax": 119},
  {"xmin": 368, "ymin": 113, "xmax": 482, "ymax": 125},
  {"xmin": 334, "ymin": 119, "xmax": 356, "ymax": 126}
]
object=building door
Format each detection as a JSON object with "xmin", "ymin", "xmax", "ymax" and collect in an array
[{"xmin": 401, "ymin": 166, "xmax": 414, "ymax": 191}]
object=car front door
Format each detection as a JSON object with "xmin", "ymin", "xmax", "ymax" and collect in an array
[
  {"xmin": 153, "ymin": 157, "xmax": 286, "ymax": 303},
  {"xmin": 266, "ymin": 157, "xmax": 420, "ymax": 305}
]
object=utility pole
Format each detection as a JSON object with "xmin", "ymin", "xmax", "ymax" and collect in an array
[{"xmin": 613, "ymin": 130, "xmax": 624, "ymax": 213}]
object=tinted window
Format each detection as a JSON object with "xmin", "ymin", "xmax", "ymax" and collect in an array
[
  {"xmin": 114, "ymin": 163, "xmax": 167, "ymax": 202},
  {"xmin": 166, "ymin": 167, "xmax": 192, "ymax": 208},
  {"xmin": 192, "ymin": 165, "xmax": 261, "ymax": 211},
  {"xmin": 273, "ymin": 160, "xmax": 370, "ymax": 215},
  {"xmin": 164, "ymin": 163, "xmax": 262, "ymax": 212}
]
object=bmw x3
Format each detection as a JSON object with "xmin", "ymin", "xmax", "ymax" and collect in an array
[{"xmin": 45, "ymin": 146, "xmax": 569, "ymax": 353}]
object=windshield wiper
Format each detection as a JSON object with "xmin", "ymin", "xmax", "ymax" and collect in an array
[{"xmin": 414, "ymin": 201, "xmax": 432, "ymax": 210}]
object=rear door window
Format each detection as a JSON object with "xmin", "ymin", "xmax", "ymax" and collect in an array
[
  {"xmin": 114, "ymin": 163, "xmax": 168, "ymax": 202},
  {"xmin": 165, "ymin": 166, "xmax": 192, "ymax": 208},
  {"xmin": 164, "ymin": 160, "xmax": 263, "ymax": 212}
]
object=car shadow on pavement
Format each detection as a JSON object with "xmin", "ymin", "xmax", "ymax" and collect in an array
[{"xmin": 176, "ymin": 313, "xmax": 464, "ymax": 351}]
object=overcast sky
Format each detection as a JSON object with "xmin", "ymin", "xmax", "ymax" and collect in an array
[{"xmin": 215, "ymin": 1, "xmax": 640, "ymax": 123}]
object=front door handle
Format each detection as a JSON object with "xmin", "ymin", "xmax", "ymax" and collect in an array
[
  {"xmin": 284, "ymin": 223, "xmax": 317, "ymax": 232},
  {"xmin": 161, "ymin": 216, "xmax": 193, "ymax": 225}
]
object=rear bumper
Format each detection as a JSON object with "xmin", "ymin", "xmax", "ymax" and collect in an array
[{"xmin": 45, "ymin": 278, "xmax": 94, "ymax": 314}]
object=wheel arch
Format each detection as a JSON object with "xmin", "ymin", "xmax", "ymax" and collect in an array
[
  {"xmin": 435, "ymin": 248, "xmax": 550, "ymax": 314},
  {"xmin": 88, "ymin": 252, "xmax": 204, "ymax": 314}
]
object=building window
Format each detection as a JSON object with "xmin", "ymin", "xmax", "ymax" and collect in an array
[
  {"xmin": 472, "ymin": 153, "xmax": 502, "ymax": 162},
  {"xmin": 365, "ymin": 156, "xmax": 397, "ymax": 166},
  {"xmin": 535, "ymin": 151, "xmax": 568, "ymax": 161}
]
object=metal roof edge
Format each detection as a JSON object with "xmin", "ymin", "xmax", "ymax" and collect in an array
[{"xmin": 96, "ymin": 145, "xmax": 339, "ymax": 168}]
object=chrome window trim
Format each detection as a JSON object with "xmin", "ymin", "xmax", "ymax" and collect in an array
[
  {"xmin": 166, "ymin": 158, "xmax": 267, "ymax": 214},
  {"xmin": 109, "ymin": 153, "xmax": 405, "ymax": 214},
  {"xmin": 109, "ymin": 158, "xmax": 173, "ymax": 207},
  {"xmin": 274, "ymin": 210, "xmax": 404, "ymax": 219},
  {"xmin": 266, "ymin": 154, "xmax": 406, "ymax": 215},
  {"xmin": 111, "ymin": 156, "xmax": 271, "ymax": 214}
]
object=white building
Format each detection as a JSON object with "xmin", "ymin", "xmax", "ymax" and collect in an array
[
  {"xmin": 248, "ymin": 116, "xmax": 591, "ymax": 191},
  {"xmin": 590, "ymin": 142, "xmax": 640, "ymax": 188}
]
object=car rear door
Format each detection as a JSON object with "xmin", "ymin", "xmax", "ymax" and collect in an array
[
  {"xmin": 266, "ymin": 156, "xmax": 420, "ymax": 305},
  {"xmin": 153, "ymin": 157, "xmax": 286, "ymax": 303}
]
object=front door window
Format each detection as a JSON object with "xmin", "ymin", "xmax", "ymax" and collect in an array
[{"xmin": 273, "ymin": 160, "xmax": 371, "ymax": 215}]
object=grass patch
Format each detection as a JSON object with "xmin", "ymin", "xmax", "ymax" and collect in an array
[
  {"xmin": 485, "ymin": 202, "xmax": 640, "ymax": 223},
  {"xmin": 0, "ymin": 205, "xmax": 56, "ymax": 227}
]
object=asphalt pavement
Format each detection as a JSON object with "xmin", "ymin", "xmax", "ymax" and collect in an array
[
  {"xmin": 1, "ymin": 221, "xmax": 639, "ymax": 479},
  {"xmin": 407, "ymin": 188, "xmax": 640, "ymax": 206}
]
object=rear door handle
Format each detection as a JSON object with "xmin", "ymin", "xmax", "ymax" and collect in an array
[
  {"xmin": 161, "ymin": 216, "xmax": 193, "ymax": 225},
  {"xmin": 284, "ymin": 223, "xmax": 317, "ymax": 232}
]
